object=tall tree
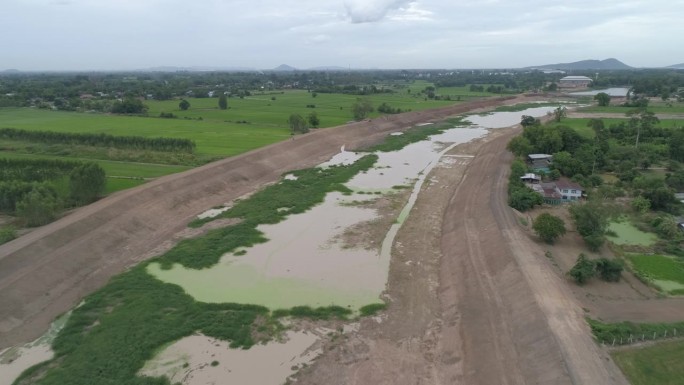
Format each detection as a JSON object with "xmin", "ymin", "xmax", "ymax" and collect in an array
[
  {"xmin": 69, "ymin": 163, "xmax": 106, "ymax": 204},
  {"xmin": 352, "ymin": 98, "xmax": 373, "ymax": 121},
  {"xmin": 16, "ymin": 185, "xmax": 60, "ymax": 227},
  {"xmin": 532, "ymin": 213, "xmax": 566, "ymax": 244},
  {"xmin": 288, "ymin": 114, "xmax": 309, "ymax": 134},
  {"xmin": 307, "ymin": 111, "xmax": 320, "ymax": 128},
  {"xmin": 179, "ymin": 99, "xmax": 190, "ymax": 111},
  {"xmin": 552, "ymin": 106, "xmax": 567, "ymax": 123},
  {"xmin": 570, "ymin": 201, "xmax": 609, "ymax": 251},
  {"xmin": 594, "ymin": 92, "xmax": 611, "ymax": 107},
  {"xmin": 218, "ymin": 94, "xmax": 228, "ymax": 110}
]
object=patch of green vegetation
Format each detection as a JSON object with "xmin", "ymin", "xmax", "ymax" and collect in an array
[
  {"xmin": 0, "ymin": 225, "xmax": 17, "ymax": 245},
  {"xmin": 364, "ymin": 118, "xmax": 469, "ymax": 153},
  {"xmin": 15, "ymin": 265, "xmax": 268, "ymax": 385},
  {"xmin": 587, "ymin": 318, "xmax": 684, "ymax": 344},
  {"xmin": 272, "ymin": 306, "xmax": 352, "ymax": 320},
  {"xmin": 359, "ymin": 303, "xmax": 387, "ymax": 317},
  {"xmin": 493, "ymin": 102, "xmax": 562, "ymax": 112},
  {"xmin": 627, "ymin": 254, "xmax": 684, "ymax": 294},
  {"xmin": 580, "ymin": 101, "xmax": 684, "ymax": 114},
  {"xmin": 188, "ymin": 155, "xmax": 378, "ymax": 231},
  {"xmin": 104, "ymin": 178, "xmax": 146, "ymax": 194},
  {"xmin": 612, "ymin": 339, "xmax": 684, "ymax": 385},
  {"xmin": 556, "ymin": 118, "xmax": 682, "ymax": 139},
  {"xmin": 607, "ymin": 220, "xmax": 658, "ymax": 246},
  {"xmin": 0, "ymin": 151, "xmax": 191, "ymax": 180}
]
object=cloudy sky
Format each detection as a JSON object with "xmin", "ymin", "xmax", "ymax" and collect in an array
[{"xmin": 2, "ymin": 0, "xmax": 683, "ymax": 71}]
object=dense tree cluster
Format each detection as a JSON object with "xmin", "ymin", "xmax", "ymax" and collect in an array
[
  {"xmin": 507, "ymin": 160, "xmax": 543, "ymax": 211},
  {"xmin": 0, "ymin": 158, "xmax": 106, "ymax": 226},
  {"xmin": 0, "ymin": 128, "xmax": 196, "ymax": 153},
  {"xmin": 569, "ymin": 254, "xmax": 624, "ymax": 285}
]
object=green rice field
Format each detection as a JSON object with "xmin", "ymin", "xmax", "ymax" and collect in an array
[
  {"xmin": 612, "ymin": 339, "xmax": 684, "ymax": 385},
  {"xmin": 0, "ymin": 84, "xmax": 493, "ymax": 195},
  {"xmin": 627, "ymin": 254, "xmax": 684, "ymax": 295}
]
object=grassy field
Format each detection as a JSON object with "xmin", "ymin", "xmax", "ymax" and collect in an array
[
  {"xmin": 627, "ymin": 254, "xmax": 684, "ymax": 295},
  {"xmin": 551, "ymin": 118, "xmax": 683, "ymax": 139},
  {"xmin": 0, "ymin": 151, "xmax": 190, "ymax": 194},
  {"xmin": 612, "ymin": 339, "xmax": 684, "ymax": 385},
  {"xmin": 579, "ymin": 99, "xmax": 684, "ymax": 114},
  {"xmin": 0, "ymin": 83, "xmax": 495, "ymax": 195},
  {"xmin": 0, "ymin": 107, "xmax": 289, "ymax": 157}
]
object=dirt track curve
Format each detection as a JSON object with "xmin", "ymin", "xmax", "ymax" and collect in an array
[
  {"xmin": 0, "ymin": 97, "xmax": 516, "ymax": 350},
  {"xmin": 293, "ymin": 117, "xmax": 628, "ymax": 384}
]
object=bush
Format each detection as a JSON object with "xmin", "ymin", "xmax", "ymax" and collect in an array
[
  {"xmin": 69, "ymin": 163, "xmax": 106, "ymax": 204},
  {"xmin": 532, "ymin": 213, "xmax": 566, "ymax": 244},
  {"xmin": 359, "ymin": 303, "xmax": 387, "ymax": 317},
  {"xmin": 0, "ymin": 225, "xmax": 17, "ymax": 245},
  {"xmin": 16, "ymin": 186, "xmax": 60, "ymax": 227},
  {"xmin": 595, "ymin": 258, "xmax": 624, "ymax": 282},
  {"xmin": 509, "ymin": 186, "xmax": 543, "ymax": 211},
  {"xmin": 568, "ymin": 254, "xmax": 596, "ymax": 284}
]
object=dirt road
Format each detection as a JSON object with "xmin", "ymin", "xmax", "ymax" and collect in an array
[
  {"xmin": 295, "ymin": 121, "xmax": 628, "ymax": 384},
  {"xmin": 0, "ymin": 97, "xmax": 517, "ymax": 350}
]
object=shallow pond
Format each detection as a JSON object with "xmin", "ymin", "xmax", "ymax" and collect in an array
[
  {"xmin": 607, "ymin": 221, "xmax": 658, "ymax": 246},
  {"xmin": 149, "ymin": 106, "xmax": 555, "ymax": 311},
  {"xmin": 139, "ymin": 331, "xmax": 322, "ymax": 385},
  {"xmin": 570, "ymin": 87, "xmax": 630, "ymax": 97},
  {"xmin": 0, "ymin": 312, "xmax": 71, "ymax": 385}
]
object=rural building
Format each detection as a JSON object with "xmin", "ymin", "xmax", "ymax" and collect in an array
[
  {"xmin": 520, "ymin": 173, "xmax": 541, "ymax": 184},
  {"xmin": 554, "ymin": 179, "xmax": 583, "ymax": 201},
  {"xmin": 522, "ymin": 177, "xmax": 582, "ymax": 205},
  {"xmin": 529, "ymin": 183, "xmax": 563, "ymax": 205},
  {"xmin": 559, "ymin": 76, "xmax": 592, "ymax": 88},
  {"xmin": 528, "ymin": 154, "xmax": 553, "ymax": 172}
]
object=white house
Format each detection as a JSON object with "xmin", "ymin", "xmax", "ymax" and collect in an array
[{"xmin": 554, "ymin": 179, "xmax": 582, "ymax": 201}]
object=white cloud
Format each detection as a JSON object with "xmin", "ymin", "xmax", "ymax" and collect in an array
[
  {"xmin": 308, "ymin": 34, "xmax": 332, "ymax": 44},
  {"xmin": 343, "ymin": 0, "xmax": 415, "ymax": 23}
]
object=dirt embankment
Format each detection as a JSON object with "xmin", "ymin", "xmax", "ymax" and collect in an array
[
  {"xmin": 0, "ymin": 96, "xmax": 519, "ymax": 350},
  {"xmin": 294, "ymin": 122, "xmax": 627, "ymax": 384}
]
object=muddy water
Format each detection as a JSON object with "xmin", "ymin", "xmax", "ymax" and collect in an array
[
  {"xmin": 149, "ymin": 106, "xmax": 554, "ymax": 313},
  {"xmin": 144, "ymin": 105, "xmax": 556, "ymax": 385},
  {"xmin": 149, "ymin": 192, "xmax": 383, "ymax": 309},
  {"xmin": 139, "ymin": 331, "xmax": 322, "ymax": 385},
  {"xmin": 0, "ymin": 312, "xmax": 71, "ymax": 385},
  {"xmin": 465, "ymin": 106, "xmax": 557, "ymax": 128},
  {"xmin": 149, "ymin": 128, "xmax": 488, "ymax": 310},
  {"xmin": 570, "ymin": 87, "xmax": 630, "ymax": 97}
]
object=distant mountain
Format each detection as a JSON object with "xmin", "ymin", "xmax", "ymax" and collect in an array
[
  {"xmin": 145, "ymin": 66, "xmax": 257, "ymax": 72},
  {"xmin": 2, "ymin": 69, "xmax": 21, "ymax": 74},
  {"xmin": 309, "ymin": 66, "xmax": 348, "ymax": 71},
  {"xmin": 271, "ymin": 64, "xmax": 298, "ymax": 72},
  {"xmin": 528, "ymin": 58, "xmax": 633, "ymax": 70},
  {"xmin": 667, "ymin": 63, "xmax": 684, "ymax": 69}
]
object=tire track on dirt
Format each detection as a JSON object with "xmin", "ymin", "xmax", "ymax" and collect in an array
[{"xmin": 441, "ymin": 127, "xmax": 574, "ymax": 384}]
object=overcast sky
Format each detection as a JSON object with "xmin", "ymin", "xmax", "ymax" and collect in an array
[{"xmin": 2, "ymin": 0, "xmax": 683, "ymax": 71}]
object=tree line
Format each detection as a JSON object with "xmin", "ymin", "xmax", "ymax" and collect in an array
[
  {"xmin": 0, "ymin": 158, "xmax": 83, "ymax": 182},
  {"xmin": 0, "ymin": 128, "xmax": 196, "ymax": 153}
]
